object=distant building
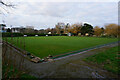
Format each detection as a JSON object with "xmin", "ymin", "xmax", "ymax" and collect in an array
[
  {"xmin": 11, "ymin": 26, "xmax": 26, "ymax": 33},
  {"xmin": 48, "ymin": 32, "xmax": 51, "ymax": 34},
  {"xmin": 0, "ymin": 24, "xmax": 6, "ymax": 33}
]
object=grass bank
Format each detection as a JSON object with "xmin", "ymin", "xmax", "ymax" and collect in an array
[{"xmin": 84, "ymin": 46, "xmax": 119, "ymax": 74}]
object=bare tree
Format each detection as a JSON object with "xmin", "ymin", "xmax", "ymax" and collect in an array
[
  {"xmin": 0, "ymin": 0, "xmax": 15, "ymax": 14},
  {"xmin": 0, "ymin": 0, "xmax": 14, "ymax": 7},
  {"xmin": 25, "ymin": 26, "xmax": 35, "ymax": 33},
  {"xmin": 55, "ymin": 22, "xmax": 65, "ymax": 34}
]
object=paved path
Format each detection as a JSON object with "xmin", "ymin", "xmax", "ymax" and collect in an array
[{"xmin": 2, "ymin": 42, "xmax": 119, "ymax": 78}]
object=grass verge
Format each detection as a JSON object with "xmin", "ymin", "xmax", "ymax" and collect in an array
[{"xmin": 84, "ymin": 46, "xmax": 120, "ymax": 74}]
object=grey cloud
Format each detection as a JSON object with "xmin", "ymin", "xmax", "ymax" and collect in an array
[{"xmin": 1, "ymin": 2, "xmax": 118, "ymax": 29}]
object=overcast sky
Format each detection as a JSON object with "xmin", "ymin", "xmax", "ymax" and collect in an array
[{"xmin": 0, "ymin": 0, "xmax": 119, "ymax": 30}]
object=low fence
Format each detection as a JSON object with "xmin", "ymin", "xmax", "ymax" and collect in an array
[
  {"xmin": 2, "ymin": 40, "xmax": 31, "ymax": 60},
  {"xmin": 2, "ymin": 40, "xmax": 53, "ymax": 63}
]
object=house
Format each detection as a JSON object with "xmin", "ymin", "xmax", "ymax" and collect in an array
[
  {"xmin": 0, "ymin": 24, "xmax": 7, "ymax": 32},
  {"xmin": 48, "ymin": 32, "xmax": 51, "ymax": 34},
  {"xmin": 11, "ymin": 26, "xmax": 26, "ymax": 33}
]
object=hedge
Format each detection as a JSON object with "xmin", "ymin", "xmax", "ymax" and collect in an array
[
  {"xmin": 2, "ymin": 33, "xmax": 67, "ymax": 37},
  {"xmin": 2, "ymin": 33, "xmax": 23, "ymax": 37}
]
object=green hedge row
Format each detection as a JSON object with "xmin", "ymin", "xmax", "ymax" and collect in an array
[
  {"xmin": 2, "ymin": 33, "xmax": 23, "ymax": 37},
  {"xmin": 2, "ymin": 33, "xmax": 68, "ymax": 37}
]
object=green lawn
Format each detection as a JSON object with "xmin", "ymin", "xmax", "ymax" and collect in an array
[
  {"xmin": 84, "ymin": 46, "xmax": 119, "ymax": 74},
  {"xmin": 5, "ymin": 36, "xmax": 118, "ymax": 58}
]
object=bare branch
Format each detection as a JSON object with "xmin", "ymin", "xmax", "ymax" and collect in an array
[
  {"xmin": 0, "ymin": 6, "xmax": 9, "ymax": 13},
  {"xmin": 0, "ymin": 0, "xmax": 15, "ymax": 8},
  {"xmin": 0, "ymin": 0, "xmax": 16, "ymax": 14}
]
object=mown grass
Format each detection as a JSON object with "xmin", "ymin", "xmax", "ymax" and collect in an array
[
  {"xmin": 84, "ymin": 46, "xmax": 120, "ymax": 74},
  {"xmin": 4, "ymin": 36, "xmax": 118, "ymax": 58}
]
